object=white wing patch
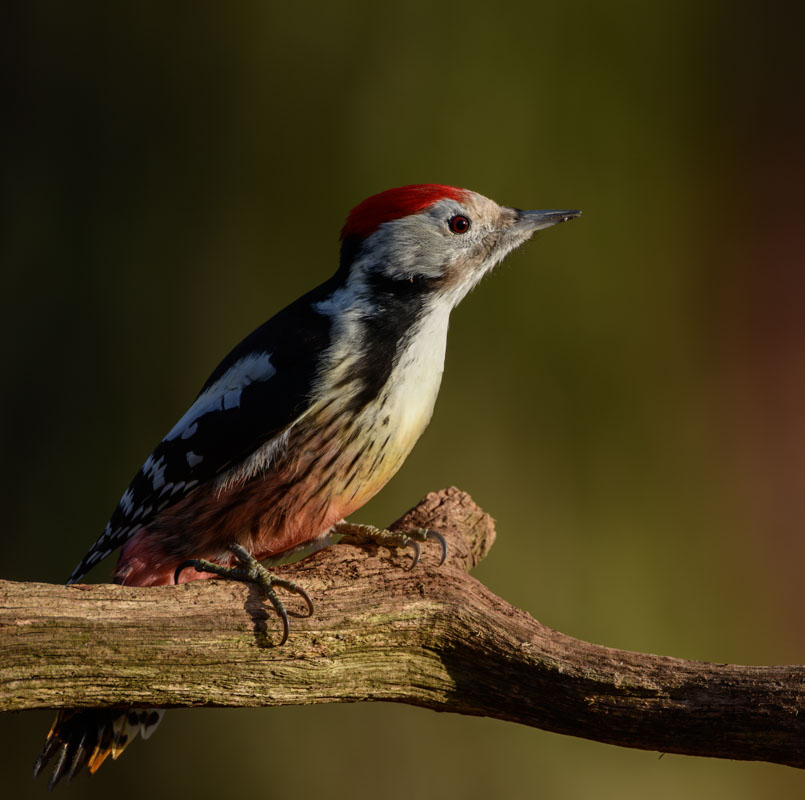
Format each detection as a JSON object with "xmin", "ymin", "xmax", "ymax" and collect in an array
[
  {"xmin": 67, "ymin": 353, "xmax": 280, "ymax": 586},
  {"xmin": 164, "ymin": 352, "xmax": 276, "ymax": 443}
]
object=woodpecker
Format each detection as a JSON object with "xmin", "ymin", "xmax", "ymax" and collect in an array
[{"xmin": 34, "ymin": 184, "xmax": 580, "ymax": 787}]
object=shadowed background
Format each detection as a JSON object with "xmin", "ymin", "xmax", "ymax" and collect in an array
[{"xmin": 2, "ymin": 1, "xmax": 805, "ymax": 798}]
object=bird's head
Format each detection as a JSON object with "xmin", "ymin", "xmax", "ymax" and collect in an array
[{"xmin": 339, "ymin": 184, "xmax": 580, "ymax": 308}]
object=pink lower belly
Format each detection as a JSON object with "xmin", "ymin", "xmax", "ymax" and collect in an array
[
  {"xmin": 113, "ymin": 429, "xmax": 400, "ymax": 587},
  {"xmin": 114, "ymin": 480, "xmax": 377, "ymax": 587}
]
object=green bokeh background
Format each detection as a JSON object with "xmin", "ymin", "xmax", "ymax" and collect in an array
[{"xmin": 3, "ymin": 2, "xmax": 805, "ymax": 797}]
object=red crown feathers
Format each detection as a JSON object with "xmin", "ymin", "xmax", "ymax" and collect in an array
[{"xmin": 341, "ymin": 184, "xmax": 468, "ymax": 240}]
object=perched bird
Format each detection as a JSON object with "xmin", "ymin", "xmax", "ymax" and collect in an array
[{"xmin": 34, "ymin": 184, "xmax": 580, "ymax": 787}]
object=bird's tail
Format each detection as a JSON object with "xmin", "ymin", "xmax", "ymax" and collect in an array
[{"xmin": 33, "ymin": 707, "xmax": 164, "ymax": 789}]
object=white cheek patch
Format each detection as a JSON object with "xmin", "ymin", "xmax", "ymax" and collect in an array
[{"xmin": 164, "ymin": 352, "xmax": 276, "ymax": 442}]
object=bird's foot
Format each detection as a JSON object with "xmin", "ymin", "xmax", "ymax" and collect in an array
[
  {"xmin": 332, "ymin": 522, "xmax": 447, "ymax": 568},
  {"xmin": 174, "ymin": 543, "xmax": 314, "ymax": 646}
]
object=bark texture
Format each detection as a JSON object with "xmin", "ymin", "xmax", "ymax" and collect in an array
[{"xmin": 1, "ymin": 488, "xmax": 803, "ymax": 768}]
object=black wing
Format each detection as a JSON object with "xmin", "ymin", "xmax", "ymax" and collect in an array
[{"xmin": 67, "ymin": 277, "xmax": 339, "ymax": 584}]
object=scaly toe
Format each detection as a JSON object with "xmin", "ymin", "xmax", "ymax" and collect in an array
[
  {"xmin": 173, "ymin": 558, "xmax": 241, "ymax": 584},
  {"xmin": 173, "ymin": 545, "xmax": 314, "ymax": 646},
  {"xmin": 333, "ymin": 522, "xmax": 448, "ymax": 567}
]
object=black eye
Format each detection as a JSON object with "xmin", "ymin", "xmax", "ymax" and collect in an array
[{"xmin": 448, "ymin": 215, "xmax": 471, "ymax": 234}]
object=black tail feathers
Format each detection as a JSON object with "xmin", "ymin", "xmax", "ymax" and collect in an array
[{"xmin": 34, "ymin": 708, "xmax": 164, "ymax": 790}]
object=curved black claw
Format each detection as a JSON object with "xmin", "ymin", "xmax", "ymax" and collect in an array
[
  {"xmin": 257, "ymin": 579, "xmax": 313, "ymax": 646},
  {"xmin": 408, "ymin": 528, "xmax": 447, "ymax": 567},
  {"xmin": 173, "ymin": 559, "xmax": 201, "ymax": 584},
  {"xmin": 271, "ymin": 578, "xmax": 315, "ymax": 618},
  {"xmin": 266, "ymin": 589, "xmax": 290, "ymax": 647},
  {"xmin": 172, "ymin": 547, "xmax": 314, "ymax": 646},
  {"xmin": 407, "ymin": 540, "xmax": 422, "ymax": 569},
  {"xmin": 425, "ymin": 529, "xmax": 448, "ymax": 567}
]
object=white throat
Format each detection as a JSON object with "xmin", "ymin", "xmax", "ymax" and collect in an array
[{"xmin": 382, "ymin": 298, "xmax": 451, "ymax": 447}]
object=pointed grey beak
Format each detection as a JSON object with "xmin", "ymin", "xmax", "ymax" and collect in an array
[{"xmin": 515, "ymin": 208, "xmax": 582, "ymax": 232}]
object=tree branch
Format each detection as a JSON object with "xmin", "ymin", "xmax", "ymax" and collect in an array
[{"xmin": 2, "ymin": 487, "xmax": 803, "ymax": 769}]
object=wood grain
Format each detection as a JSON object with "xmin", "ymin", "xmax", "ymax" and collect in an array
[{"xmin": 2, "ymin": 487, "xmax": 803, "ymax": 768}]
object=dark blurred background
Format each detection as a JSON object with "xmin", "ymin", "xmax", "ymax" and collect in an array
[{"xmin": 3, "ymin": 2, "xmax": 805, "ymax": 797}]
